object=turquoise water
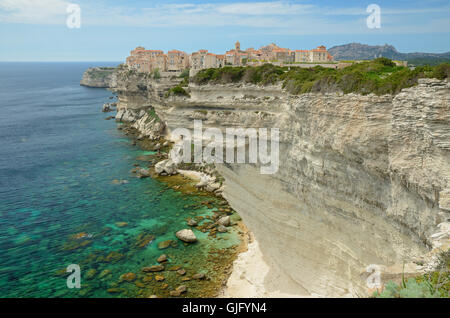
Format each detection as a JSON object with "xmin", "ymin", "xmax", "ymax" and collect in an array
[{"xmin": 0, "ymin": 63, "xmax": 240, "ymax": 297}]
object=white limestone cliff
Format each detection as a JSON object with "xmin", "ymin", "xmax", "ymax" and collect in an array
[{"xmin": 112, "ymin": 72, "xmax": 450, "ymax": 297}]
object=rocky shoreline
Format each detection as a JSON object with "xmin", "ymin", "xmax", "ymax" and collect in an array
[
  {"xmin": 109, "ymin": 105, "xmax": 249, "ymax": 298},
  {"xmin": 83, "ymin": 64, "xmax": 449, "ymax": 297}
]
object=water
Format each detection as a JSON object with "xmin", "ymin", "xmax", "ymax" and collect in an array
[{"xmin": 0, "ymin": 62, "xmax": 241, "ymax": 297}]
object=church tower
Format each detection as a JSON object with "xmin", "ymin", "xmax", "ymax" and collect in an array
[{"xmin": 235, "ymin": 41, "xmax": 241, "ymax": 51}]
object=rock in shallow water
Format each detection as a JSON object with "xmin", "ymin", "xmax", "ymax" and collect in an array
[
  {"xmin": 136, "ymin": 168, "xmax": 150, "ymax": 178},
  {"xmin": 217, "ymin": 216, "xmax": 230, "ymax": 227},
  {"xmin": 217, "ymin": 225, "xmax": 228, "ymax": 233},
  {"xmin": 175, "ymin": 229, "xmax": 197, "ymax": 243},
  {"xmin": 142, "ymin": 265, "xmax": 164, "ymax": 272},
  {"xmin": 192, "ymin": 273, "xmax": 206, "ymax": 280},
  {"xmin": 155, "ymin": 274, "xmax": 165, "ymax": 282},
  {"xmin": 157, "ymin": 254, "xmax": 167, "ymax": 263},
  {"xmin": 119, "ymin": 272, "xmax": 136, "ymax": 282},
  {"xmin": 169, "ymin": 285, "xmax": 187, "ymax": 296},
  {"xmin": 157, "ymin": 239, "xmax": 176, "ymax": 249},
  {"xmin": 187, "ymin": 219, "xmax": 198, "ymax": 227}
]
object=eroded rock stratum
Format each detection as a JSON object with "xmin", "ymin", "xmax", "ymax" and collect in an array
[{"xmin": 111, "ymin": 70, "xmax": 450, "ymax": 297}]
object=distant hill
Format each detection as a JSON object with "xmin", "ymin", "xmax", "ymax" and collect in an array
[{"xmin": 328, "ymin": 43, "xmax": 450, "ymax": 65}]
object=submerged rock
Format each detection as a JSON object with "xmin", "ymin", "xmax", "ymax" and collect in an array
[
  {"xmin": 107, "ymin": 288, "xmax": 122, "ymax": 294},
  {"xmin": 192, "ymin": 273, "xmax": 206, "ymax": 280},
  {"xmin": 155, "ymin": 274, "xmax": 165, "ymax": 282},
  {"xmin": 217, "ymin": 225, "xmax": 228, "ymax": 233},
  {"xmin": 187, "ymin": 219, "xmax": 198, "ymax": 227},
  {"xmin": 85, "ymin": 269, "xmax": 97, "ymax": 280},
  {"xmin": 99, "ymin": 269, "xmax": 112, "ymax": 278},
  {"xmin": 157, "ymin": 254, "xmax": 168, "ymax": 263},
  {"xmin": 157, "ymin": 239, "xmax": 176, "ymax": 249},
  {"xmin": 177, "ymin": 269, "xmax": 186, "ymax": 276},
  {"xmin": 105, "ymin": 251, "xmax": 124, "ymax": 263},
  {"xmin": 119, "ymin": 272, "xmax": 136, "ymax": 282},
  {"xmin": 169, "ymin": 285, "xmax": 187, "ymax": 297},
  {"xmin": 175, "ymin": 229, "xmax": 197, "ymax": 243},
  {"xmin": 136, "ymin": 168, "xmax": 151, "ymax": 178},
  {"xmin": 142, "ymin": 265, "xmax": 164, "ymax": 272}
]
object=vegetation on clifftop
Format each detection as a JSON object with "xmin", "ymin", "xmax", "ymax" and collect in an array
[
  {"xmin": 86, "ymin": 67, "xmax": 116, "ymax": 80},
  {"xmin": 192, "ymin": 58, "xmax": 449, "ymax": 95}
]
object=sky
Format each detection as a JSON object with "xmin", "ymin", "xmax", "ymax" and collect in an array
[{"xmin": 0, "ymin": 0, "xmax": 449, "ymax": 61}]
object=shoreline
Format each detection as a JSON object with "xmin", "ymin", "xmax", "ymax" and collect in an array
[
  {"xmin": 114, "ymin": 112, "xmax": 309, "ymax": 298},
  {"xmin": 115, "ymin": 120, "xmax": 251, "ymax": 297}
]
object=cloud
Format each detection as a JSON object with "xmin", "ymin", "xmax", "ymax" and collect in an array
[
  {"xmin": 216, "ymin": 1, "xmax": 313, "ymax": 15},
  {"xmin": 0, "ymin": 0, "xmax": 448, "ymax": 35},
  {"xmin": 0, "ymin": 0, "xmax": 70, "ymax": 24}
]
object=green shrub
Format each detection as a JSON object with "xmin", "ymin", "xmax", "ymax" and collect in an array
[
  {"xmin": 153, "ymin": 68, "xmax": 161, "ymax": 80},
  {"xmin": 374, "ymin": 251, "xmax": 449, "ymax": 298},
  {"xmin": 166, "ymin": 85, "xmax": 189, "ymax": 97},
  {"xmin": 179, "ymin": 69, "xmax": 190, "ymax": 78},
  {"xmin": 373, "ymin": 57, "xmax": 396, "ymax": 67},
  {"xmin": 147, "ymin": 107, "xmax": 161, "ymax": 122},
  {"xmin": 374, "ymin": 278, "xmax": 443, "ymax": 298},
  {"xmin": 430, "ymin": 63, "xmax": 450, "ymax": 80},
  {"xmin": 191, "ymin": 58, "xmax": 449, "ymax": 96}
]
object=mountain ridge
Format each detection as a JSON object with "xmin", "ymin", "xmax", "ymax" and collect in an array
[{"xmin": 329, "ymin": 43, "xmax": 450, "ymax": 65}]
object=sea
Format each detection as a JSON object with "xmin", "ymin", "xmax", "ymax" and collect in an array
[{"xmin": 0, "ymin": 62, "xmax": 240, "ymax": 298}]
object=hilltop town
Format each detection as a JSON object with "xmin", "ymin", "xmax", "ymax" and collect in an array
[{"xmin": 126, "ymin": 41, "xmax": 334, "ymax": 76}]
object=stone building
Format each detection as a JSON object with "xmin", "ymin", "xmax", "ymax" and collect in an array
[
  {"xmin": 126, "ymin": 47, "xmax": 166, "ymax": 72},
  {"xmin": 125, "ymin": 42, "xmax": 334, "ymax": 75},
  {"xmin": 309, "ymin": 45, "xmax": 333, "ymax": 63},
  {"xmin": 167, "ymin": 49, "xmax": 189, "ymax": 72},
  {"xmin": 126, "ymin": 47, "xmax": 188, "ymax": 73},
  {"xmin": 294, "ymin": 50, "xmax": 310, "ymax": 63},
  {"xmin": 225, "ymin": 41, "xmax": 249, "ymax": 66}
]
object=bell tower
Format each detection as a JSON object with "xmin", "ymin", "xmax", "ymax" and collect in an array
[{"xmin": 235, "ymin": 41, "xmax": 241, "ymax": 51}]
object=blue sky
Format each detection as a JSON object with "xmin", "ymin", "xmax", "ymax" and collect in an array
[{"xmin": 0, "ymin": 0, "xmax": 449, "ymax": 61}]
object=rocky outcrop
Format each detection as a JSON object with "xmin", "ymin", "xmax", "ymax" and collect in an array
[
  {"xmin": 154, "ymin": 159, "xmax": 177, "ymax": 175},
  {"xmin": 112, "ymin": 67, "xmax": 450, "ymax": 297},
  {"xmin": 102, "ymin": 102, "xmax": 116, "ymax": 112},
  {"xmin": 115, "ymin": 108, "xmax": 165, "ymax": 140},
  {"xmin": 80, "ymin": 67, "xmax": 117, "ymax": 88}
]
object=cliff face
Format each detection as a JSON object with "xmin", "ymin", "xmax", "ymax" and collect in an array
[
  {"xmin": 80, "ymin": 67, "xmax": 117, "ymax": 88},
  {"xmin": 112, "ymin": 72, "xmax": 450, "ymax": 297}
]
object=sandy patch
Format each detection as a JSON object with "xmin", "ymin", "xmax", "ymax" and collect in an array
[{"xmin": 220, "ymin": 231, "xmax": 311, "ymax": 298}]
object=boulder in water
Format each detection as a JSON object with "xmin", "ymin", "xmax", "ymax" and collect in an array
[
  {"xmin": 175, "ymin": 229, "xmax": 197, "ymax": 243},
  {"xmin": 217, "ymin": 216, "xmax": 230, "ymax": 227}
]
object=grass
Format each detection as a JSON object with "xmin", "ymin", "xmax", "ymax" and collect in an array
[{"xmin": 192, "ymin": 58, "xmax": 449, "ymax": 96}]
